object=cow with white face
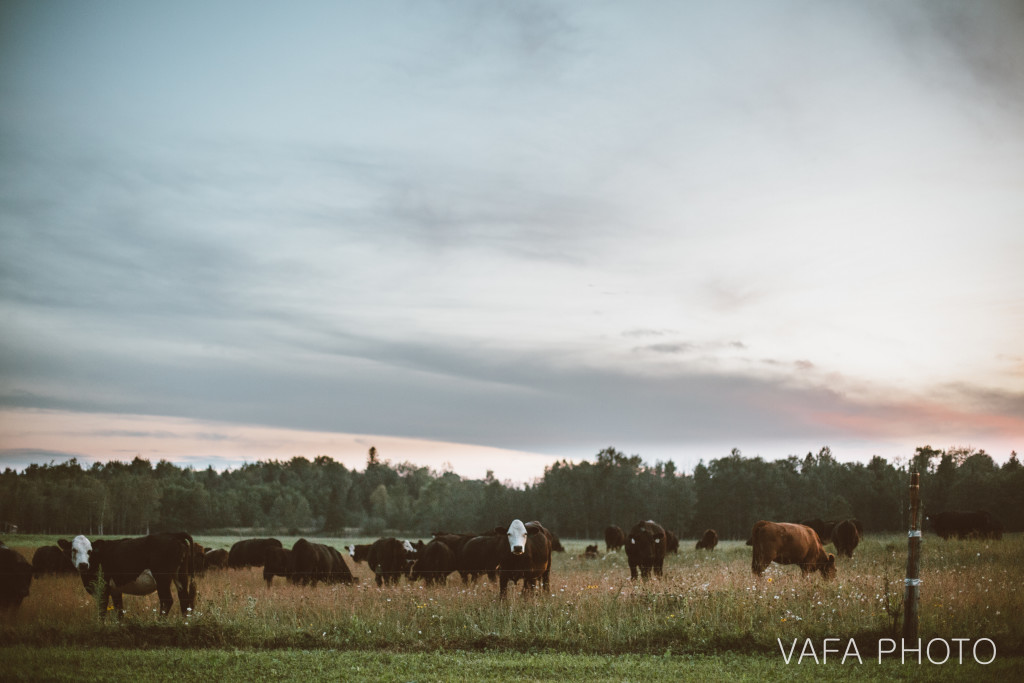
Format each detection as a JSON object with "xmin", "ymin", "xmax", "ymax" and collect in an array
[
  {"xmin": 59, "ymin": 535, "xmax": 93, "ymax": 573},
  {"xmin": 59, "ymin": 532, "xmax": 197, "ymax": 618},
  {"xmin": 496, "ymin": 519, "xmax": 552, "ymax": 598}
]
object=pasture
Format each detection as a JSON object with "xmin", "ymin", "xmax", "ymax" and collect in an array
[{"xmin": 2, "ymin": 533, "xmax": 1022, "ymax": 680}]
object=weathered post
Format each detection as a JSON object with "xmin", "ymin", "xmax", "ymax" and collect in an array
[{"xmin": 903, "ymin": 471, "xmax": 921, "ymax": 643}]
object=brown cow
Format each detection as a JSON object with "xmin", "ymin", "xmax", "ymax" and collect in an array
[
  {"xmin": 695, "ymin": 529, "xmax": 718, "ymax": 550},
  {"xmin": 747, "ymin": 521, "xmax": 835, "ymax": 580},
  {"xmin": 583, "ymin": 544, "xmax": 598, "ymax": 559},
  {"xmin": 831, "ymin": 519, "xmax": 862, "ymax": 558}
]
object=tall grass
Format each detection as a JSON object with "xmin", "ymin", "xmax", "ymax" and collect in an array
[{"xmin": 3, "ymin": 534, "xmax": 1021, "ymax": 656}]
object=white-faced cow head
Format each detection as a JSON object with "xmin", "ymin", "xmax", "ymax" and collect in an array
[
  {"xmin": 347, "ymin": 544, "xmax": 355, "ymax": 557},
  {"xmin": 70, "ymin": 535, "xmax": 93, "ymax": 572},
  {"xmin": 507, "ymin": 519, "xmax": 530, "ymax": 555}
]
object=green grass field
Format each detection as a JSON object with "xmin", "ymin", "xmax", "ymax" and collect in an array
[{"xmin": 2, "ymin": 533, "xmax": 1022, "ymax": 680}]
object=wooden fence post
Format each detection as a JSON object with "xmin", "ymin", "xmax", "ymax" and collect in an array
[{"xmin": 903, "ymin": 471, "xmax": 921, "ymax": 642}]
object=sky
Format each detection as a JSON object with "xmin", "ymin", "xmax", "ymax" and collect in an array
[{"xmin": 1, "ymin": 1, "xmax": 1022, "ymax": 484}]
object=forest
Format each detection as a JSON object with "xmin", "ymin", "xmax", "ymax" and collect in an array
[{"xmin": 1, "ymin": 445, "xmax": 1020, "ymax": 539}]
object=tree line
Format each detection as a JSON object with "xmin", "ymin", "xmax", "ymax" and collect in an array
[{"xmin": 1, "ymin": 445, "xmax": 1020, "ymax": 539}]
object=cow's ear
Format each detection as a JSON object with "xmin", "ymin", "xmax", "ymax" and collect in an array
[
  {"xmin": 57, "ymin": 539, "xmax": 70, "ymax": 552},
  {"xmin": 526, "ymin": 526, "xmax": 540, "ymax": 536}
]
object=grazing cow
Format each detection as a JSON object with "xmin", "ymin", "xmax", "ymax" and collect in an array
[
  {"xmin": 324, "ymin": 545, "xmax": 358, "ymax": 585},
  {"xmin": 289, "ymin": 538, "xmax": 356, "ymax": 587},
  {"xmin": 583, "ymin": 544, "xmax": 598, "ymax": 559},
  {"xmin": 263, "ymin": 547, "xmax": 293, "ymax": 587},
  {"xmin": 497, "ymin": 519, "xmax": 552, "ymax": 598},
  {"xmin": 625, "ymin": 520, "xmax": 667, "ymax": 580},
  {"xmin": 927, "ymin": 510, "xmax": 1003, "ymax": 540},
  {"xmin": 747, "ymin": 521, "xmax": 836, "ymax": 580},
  {"xmin": 204, "ymin": 548, "xmax": 228, "ymax": 570},
  {"xmin": 831, "ymin": 519, "xmax": 862, "ymax": 558},
  {"xmin": 32, "ymin": 544, "xmax": 76, "ymax": 575},
  {"xmin": 456, "ymin": 533, "xmax": 503, "ymax": 584},
  {"xmin": 604, "ymin": 525, "xmax": 625, "ymax": 553},
  {"xmin": 665, "ymin": 530, "xmax": 680, "ymax": 554},
  {"xmin": 228, "ymin": 538, "xmax": 283, "ymax": 568},
  {"xmin": 0, "ymin": 542, "xmax": 32, "ymax": 615},
  {"xmin": 410, "ymin": 539, "xmax": 457, "ymax": 585},
  {"xmin": 695, "ymin": 529, "xmax": 719, "ymax": 551},
  {"xmin": 364, "ymin": 538, "xmax": 416, "ymax": 586},
  {"xmin": 61, "ymin": 533, "xmax": 197, "ymax": 617}
]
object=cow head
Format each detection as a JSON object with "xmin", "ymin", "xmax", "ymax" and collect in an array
[
  {"xmin": 820, "ymin": 553, "xmax": 837, "ymax": 580},
  {"xmin": 506, "ymin": 519, "xmax": 536, "ymax": 556},
  {"xmin": 67, "ymin": 535, "xmax": 93, "ymax": 572},
  {"xmin": 629, "ymin": 523, "xmax": 661, "ymax": 558}
]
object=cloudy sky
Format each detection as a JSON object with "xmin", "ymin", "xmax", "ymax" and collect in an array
[{"xmin": 1, "ymin": 1, "xmax": 1022, "ymax": 483}]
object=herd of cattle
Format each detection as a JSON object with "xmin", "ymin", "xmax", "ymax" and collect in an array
[{"xmin": 0, "ymin": 509, "xmax": 1005, "ymax": 618}]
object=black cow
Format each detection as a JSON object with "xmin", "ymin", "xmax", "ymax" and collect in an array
[
  {"xmin": 263, "ymin": 547, "xmax": 293, "ymax": 587},
  {"xmin": 497, "ymin": 519, "xmax": 552, "ymax": 598},
  {"xmin": 363, "ymin": 538, "xmax": 416, "ymax": 586},
  {"xmin": 831, "ymin": 519, "xmax": 863, "ymax": 558},
  {"xmin": 323, "ymin": 545, "xmax": 357, "ymax": 585},
  {"xmin": 695, "ymin": 528, "xmax": 719, "ymax": 551},
  {"xmin": 62, "ymin": 533, "xmax": 197, "ymax": 617},
  {"xmin": 665, "ymin": 530, "xmax": 680, "ymax": 554},
  {"xmin": 32, "ymin": 544, "xmax": 76, "ymax": 575},
  {"xmin": 626, "ymin": 520, "xmax": 666, "ymax": 580},
  {"xmin": 204, "ymin": 548, "xmax": 229, "ymax": 570},
  {"xmin": 605, "ymin": 525, "xmax": 625, "ymax": 553},
  {"xmin": 410, "ymin": 539, "xmax": 457, "ymax": 585},
  {"xmin": 347, "ymin": 543, "xmax": 371, "ymax": 564},
  {"xmin": 228, "ymin": 538, "xmax": 283, "ymax": 568},
  {"xmin": 927, "ymin": 510, "xmax": 1003, "ymax": 540},
  {"xmin": 292, "ymin": 538, "xmax": 356, "ymax": 586},
  {"xmin": 0, "ymin": 542, "xmax": 32, "ymax": 616},
  {"xmin": 456, "ymin": 533, "xmax": 503, "ymax": 583}
]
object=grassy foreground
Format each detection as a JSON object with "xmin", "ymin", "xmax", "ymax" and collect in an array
[
  {"xmin": 1, "ymin": 533, "xmax": 1022, "ymax": 679},
  {"xmin": 1, "ymin": 647, "xmax": 1020, "ymax": 682}
]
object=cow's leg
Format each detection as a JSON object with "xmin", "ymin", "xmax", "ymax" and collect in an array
[
  {"xmin": 629, "ymin": 562, "xmax": 638, "ymax": 580},
  {"xmin": 499, "ymin": 574, "xmax": 509, "ymax": 599},
  {"xmin": 174, "ymin": 576, "xmax": 192, "ymax": 615},
  {"xmin": 542, "ymin": 567, "xmax": 550, "ymax": 592},
  {"xmin": 156, "ymin": 577, "xmax": 174, "ymax": 615},
  {"xmin": 111, "ymin": 590, "xmax": 126, "ymax": 619}
]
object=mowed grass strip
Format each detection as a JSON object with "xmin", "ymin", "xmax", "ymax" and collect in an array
[
  {"xmin": 1, "ymin": 647, "xmax": 1021, "ymax": 683},
  {"xmin": 2, "ymin": 534, "xmax": 1022, "ymax": 656}
]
